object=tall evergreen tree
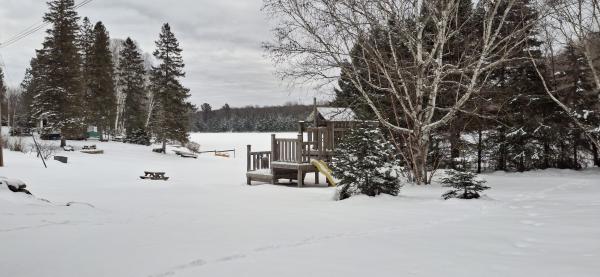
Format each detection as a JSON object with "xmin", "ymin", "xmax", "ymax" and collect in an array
[
  {"xmin": 200, "ymin": 103, "xmax": 212, "ymax": 122},
  {"xmin": 18, "ymin": 66, "xmax": 36, "ymax": 128},
  {"xmin": 79, "ymin": 16, "xmax": 94, "ymax": 123},
  {"xmin": 117, "ymin": 38, "xmax": 148, "ymax": 138},
  {"xmin": 79, "ymin": 17, "xmax": 94, "ymax": 62},
  {"xmin": 86, "ymin": 21, "xmax": 116, "ymax": 139},
  {"xmin": 31, "ymin": 0, "xmax": 85, "ymax": 146},
  {"xmin": 482, "ymin": 0, "xmax": 548, "ymax": 171},
  {"xmin": 149, "ymin": 23, "xmax": 191, "ymax": 152}
]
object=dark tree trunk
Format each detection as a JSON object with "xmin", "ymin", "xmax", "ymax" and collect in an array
[
  {"xmin": 573, "ymin": 134, "xmax": 579, "ymax": 170},
  {"xmin": 0, "ymin": 134, "xmax": 4, "ymax": 167},
  {"xmin": 543, "ymin": 141, "xmax": 550, "ymax": 169},
  {"xmin": 449, "ymin": 128, "xmax": 460, "ymax": 169},
  {"xmin": 593, "ymin": 143, "xmax": 599, "ymax": 167},
  {"xmin": 559, "ymin": 141, "xmax": 566, "ymax": 168},
  {"xmin": 519, "ymin": 150, "xmax": 525, "ymax": 172},
  {"xmin": 497, "ymin": 132, "xmax": 507, "ymax": 171},
  {"xmin": 477, "ymin": 126, "xmax": 483, "ymax": 173},
  {"xmin": 98, "ymin": 126, "xmax": 104, "ymax": 142}
]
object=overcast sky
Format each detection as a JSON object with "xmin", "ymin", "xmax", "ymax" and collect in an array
[{"xmin": 0, "ymin": 0, "xmax": 330, "ymax": 108}]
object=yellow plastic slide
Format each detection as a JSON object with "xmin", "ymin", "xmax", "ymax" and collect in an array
[{"xmin": 311, "ymin": 160, "xmax": 337, "ymax": 187}]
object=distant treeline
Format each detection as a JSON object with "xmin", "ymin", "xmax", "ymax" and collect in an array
[{"xmin": 191, "ymin": 103, "xmax": 312, "ymax": 132}]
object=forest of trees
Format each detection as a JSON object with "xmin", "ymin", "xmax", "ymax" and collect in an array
[
  {"xmin": 265, "ymin": 0, "xmax": 600, "ymax": 180},
  {"xmin": 0, "ymin": 0, "xmax": 192, "ymax": 152},
  {"xmin": 191, "ymin": 103, "xmax": 312, "ymax": 132}
]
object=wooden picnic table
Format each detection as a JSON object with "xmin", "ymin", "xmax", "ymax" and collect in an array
[{"xmin": 140, "ymin": 171, "xmax": 169, "ymax": 181}]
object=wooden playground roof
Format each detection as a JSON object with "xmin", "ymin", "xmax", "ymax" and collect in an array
[{"xmin": 306, "ymin": 107, "xmax": 357, "ymax": 122}]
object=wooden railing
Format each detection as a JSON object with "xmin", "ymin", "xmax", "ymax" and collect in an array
[
  {"xmin": 271, "ymin": 134, "xmax": 312, "ymax": 163},
  {"xmin": 246, "ymin": 145, "xmax": 272, "ymax": 172}
]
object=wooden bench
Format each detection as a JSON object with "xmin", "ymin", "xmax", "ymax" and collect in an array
[{"xmin": 140, "ymin": 171, "xmax": 169, "ymax": 181}]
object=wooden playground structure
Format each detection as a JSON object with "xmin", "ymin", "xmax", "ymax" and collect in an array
[{"xmin": 246, "ymin": 100, "xmax": 367, "ymax": 187}]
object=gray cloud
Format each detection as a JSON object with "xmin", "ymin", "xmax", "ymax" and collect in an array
[{"xmin": 0, "ymin": 0, "xmax": 329, "ymax": 108}]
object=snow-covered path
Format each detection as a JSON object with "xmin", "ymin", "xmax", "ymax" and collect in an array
[{"xmin": 1, "ymin": 133, "xmax": 599, "ymax": 277}]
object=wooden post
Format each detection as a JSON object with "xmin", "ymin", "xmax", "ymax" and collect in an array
[
  {"xmin": 271, "ymin": 134, "xmax": 277, "ymax": 162},
  {"xmin": 313, "ymin": 97, "xmax": 318, "ymax": 127},
  {"xmin": 246, "ymin": 145, "xmax": 251, "ymax": 172},
  {"xmin": 270, "ymin": 134, "xmax": 277, "ymax": 185},
  {"xmin": 298, "ymin": 168, "xmax": 304, "ymax": 188},
  {"xmin": 297, "ymin": 133, "xmax": 303, "ymax": 163}
]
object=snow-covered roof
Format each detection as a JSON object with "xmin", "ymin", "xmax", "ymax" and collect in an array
[{"xmin": 307, "ymin": 107, "xmax": 357, "ymax": 122}]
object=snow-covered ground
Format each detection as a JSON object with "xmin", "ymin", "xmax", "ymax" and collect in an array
[{"xmin": 1, "ymin": 132, "xmax": 599, "ymax": 277}]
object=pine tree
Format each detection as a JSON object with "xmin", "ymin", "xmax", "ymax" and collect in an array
[
  {"xmin": 441, "ymin": 170, "xmax": 490, "ymax": 200},
  {"xmin": 117, "ymin": 37, "xmax": 148, "ymax": 142},
  {"xmin": 18, "ymin": 66, "xmax": 36, "ymax": 128},
  {"xmin": 79, "ymin": 17, "xmax": 94, "ymax": 63},
  {"xmin": 79, "ymin": 16, "xmax": 94, "ymax": 125},
  {"xmin": 149, "ymin": 23, "xmax": 191, "ymax": 152},
  {"xmin": 86, "ymin": 21, "xmax": 116, "ymax": 140},
  {"xmin": 482, "ymin": 0, "xmax": 550, "ymax": 171},
  {"xmin": 331, "ymin": 127, "xmax": 403, "ymax": 200},
  {"xmin": 32, "ymin": 0, "xmax": 85, "ymax": 146},
  {"xmin": 201, "ymin": 103, "xmax": 212, "ymax": 123}
]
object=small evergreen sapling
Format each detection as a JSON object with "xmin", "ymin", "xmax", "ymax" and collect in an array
[
  {"xmin": 441, "ymin": 170, "xmax": 490, "ymax": 200},
  {"xmin": 331, "ymin": 127, "xmax": 402, "ymax": 200}
]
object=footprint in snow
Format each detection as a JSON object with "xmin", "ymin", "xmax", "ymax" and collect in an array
[
  {"xmin": 149, "ymin": 259, "xmax": 206, "ymax": 277},
  {"xmin": 216, "ymin": 254, "xmax": 246, "ymax": 262},
  {"xmin": 172, "ymin": 259, "xmax": 206, "ymax": 269}
]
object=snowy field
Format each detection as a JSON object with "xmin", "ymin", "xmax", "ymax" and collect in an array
[{"xmin": 1, "ymin": 132, "xmax": 599, "ymax": 277}]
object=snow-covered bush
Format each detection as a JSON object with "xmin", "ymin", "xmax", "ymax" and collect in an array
[
  {"xmin": 331, "ymin": 127, "xmax": 403, "ymax": 200},
  {"xmin": 8, "ymin": 137, "xmax": 26, "ymax": 152},
  {"xmin": 30, "ymin": 142, "xmax": 59, "ymax": 160},
  {"xmin": 441, "ymin": 170, "xmax": 490, "ymax": 200}
]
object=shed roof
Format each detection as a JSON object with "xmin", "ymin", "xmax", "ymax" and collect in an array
[{"xmin": 307, "ymin": 107, "xmax": 357, "ymax": 122}]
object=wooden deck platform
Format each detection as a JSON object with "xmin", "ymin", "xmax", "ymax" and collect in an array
[{"xmin": 246, "ymin": 169, "xmax": 273, "ymax": 185}]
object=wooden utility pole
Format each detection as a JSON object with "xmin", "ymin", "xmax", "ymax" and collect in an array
[
  {"xmin": 0, "ymin": 132, "xmax": 3, "ymax": 167},
  {"xmin": 0, "ymin": 89, "xmax": 3, "ymax": 167}
]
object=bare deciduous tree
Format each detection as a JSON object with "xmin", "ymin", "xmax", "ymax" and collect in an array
[{"xmin": 263, "ymin": 0, "xmax": 539, "ymax": 183}]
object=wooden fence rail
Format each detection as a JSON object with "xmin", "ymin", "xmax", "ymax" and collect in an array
[{"xmin": 246, "ymin": 145, "xmax": 272, "ymax": 172}]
